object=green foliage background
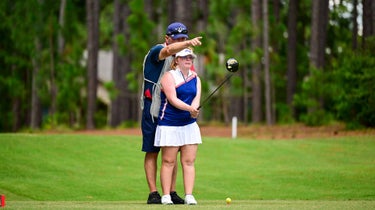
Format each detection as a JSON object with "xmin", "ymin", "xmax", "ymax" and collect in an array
[{"xmin": 0, "ymin": 0, "xmax": 374, "ymax": 131}]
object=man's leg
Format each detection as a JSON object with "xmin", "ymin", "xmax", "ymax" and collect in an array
[
  {"xmin": 145, "ymin": 152, "xmax": 161, "ymax": 204},
  {"xmin": 142, "ymin": 104, "xmax": 162, "ymax": 204},
  {"xmin": 145, "ymin": 152, "xmax": 158, "ymax": 192}
]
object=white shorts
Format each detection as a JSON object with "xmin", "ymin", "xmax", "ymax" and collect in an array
[{"xmin": 154, "ymin": 122, "xmax": 202, "ymax": 147}]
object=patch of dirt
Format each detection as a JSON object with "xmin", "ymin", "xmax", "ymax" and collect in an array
[{"xmin": 72, "ymin": 124, "xmax": 374, "ymax": 140}]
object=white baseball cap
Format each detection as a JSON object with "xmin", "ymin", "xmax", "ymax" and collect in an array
[{"xmin": 175, "ymin": 48, "xmax": 196, "ymax": 59}]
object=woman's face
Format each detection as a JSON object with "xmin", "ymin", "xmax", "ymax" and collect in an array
[{"xmin": 177, "ymin": 55, "xmax": 194, "ymax": 70}]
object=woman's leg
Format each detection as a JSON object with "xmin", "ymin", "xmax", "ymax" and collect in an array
[
  {"xmin": 160, "ymin": 146, "xmax": 179, "ymax": 196},
  {"xmin": 180, "ymin": 144, "xmax": 198, "ymax": 195}
]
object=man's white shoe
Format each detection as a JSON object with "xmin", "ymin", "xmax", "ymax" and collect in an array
[
  {"xmin": 184, "ymin": 194, "xmax": 197, "ymax": 205},
  {"xmin": 161, "ymin": 195, "xmax": 173, "ymax": 205}
]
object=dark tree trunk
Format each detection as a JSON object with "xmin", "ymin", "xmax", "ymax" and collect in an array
[
  {"xmin": 263, "ymin": 0, "xmax": 273, "ymax": 125},
  {"xmin": 243, "ymin": 39, "xmax": 250, "ymax": 124},
  {"xmin": 12, "ymin": 98, "xmax": 21, "ymax": 132},
  {"xmin": 30, "ymin": 38, "xmax": 42, "ymax": 130},
  {"xmin": 309, "ymin": 0, "xmax": 329, "ymax": 113},
  {"xmin": 110, "ymin": 0, "xmax": 122, "ymax": 127},
  {"xmin": 197, "ymin": 0, "xmax": 209, "ymax": 33},
  {"xmin": 352, "ymin": 0, "xmax": 358, "ymax": 50},
  {"xmin": 86, "ymin": 0, "xmax": 100, "ymax": 129},
  {"xmin": 122, "ymin": 3, "xmax": 134, "ymax": 122},
  {"xmin": 273, "ymin": 0, "xmax": 280, "ymax": 22},
  {"xmin": 362, "ymin": 0, "xmax": 375, "ymax": 49},
  {"xmin": 29, "ymin": 0, "xmax": 45, "ymax": 130},
  {"xmin": 58, "ymin": 0, "xmax": 66, "ymax": 54},
  {"xmin": 168, "ymin": 0, "xmax": 193, "ymax": 32},
  {"xmin": 310, "ymin": 0, "xmax": 329, "ymax": 69},
  {"xmin": 110, "ymin": 0, "xmax": 133, "ymax": 127},
  {"xmin": 251, "ymin": 0, "xmax": 263, "ymax": 123},
  {"xmin": 287, "ymin": 0, "xmax": 298, "ymax": 117},
  {"xmin": 49, "ymin": 19, "xmax": 57, "ymax": 124}
]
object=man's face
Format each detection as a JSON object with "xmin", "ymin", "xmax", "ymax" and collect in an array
[{"xmin": 166, "ymin": 36, "xmax": 187, "ymax": 45}]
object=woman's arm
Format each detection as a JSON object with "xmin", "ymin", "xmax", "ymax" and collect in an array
[
  {"xmin": 191, "ymin": 76, "xmax": 201, "ymax": 109},
  {"xmin": 161, "ymin": 72, "xmax": 199, "ymax": 117},
  {"xmin": 189, "ymin": 76, "xmax": 201, "ymax": 118}
]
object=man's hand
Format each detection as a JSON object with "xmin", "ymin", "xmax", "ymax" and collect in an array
[{"xmin": 188, "ymin": 37, "xmax": 202, "ymax": 47}]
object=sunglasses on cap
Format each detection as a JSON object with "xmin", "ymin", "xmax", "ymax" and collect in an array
[
  {"xmin": 167, "ymin": 28, "xmax": 188, "ymax": 36},
  {"xmin": 179, "ymin": 55, "xmax": 195, "ymax": 60}
]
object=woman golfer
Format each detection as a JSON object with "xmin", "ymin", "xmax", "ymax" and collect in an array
[{"xmin": 154, "ymin": 48, "xmax": 202, "ymax": 205}]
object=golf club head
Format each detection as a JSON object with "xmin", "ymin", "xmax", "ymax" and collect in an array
[{"xmin": 226, "ymin": 58, "xmax": 239, "ymax": 72}]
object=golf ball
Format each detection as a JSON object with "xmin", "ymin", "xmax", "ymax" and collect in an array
[{"xmin": 226, "ymin": 197, "xmax": 231, "ymax": 204}]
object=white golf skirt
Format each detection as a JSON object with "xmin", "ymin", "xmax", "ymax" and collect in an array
[{"xmin": 154, "ymin": 122, "xmax": 202, "ymax": 147}]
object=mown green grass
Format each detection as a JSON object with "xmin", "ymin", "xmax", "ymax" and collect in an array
[
  {"xmin": 4, "ymin": 200, "xmax": 375, "ymax": 210},
  {"xmin": 1, "ymin": 133, "xmax": 375, "ymax": 209}
]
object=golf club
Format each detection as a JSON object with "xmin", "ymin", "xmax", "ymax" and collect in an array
[{"xmin": 198, "ymin": 58, "xmax": 239, "ymax": 109}]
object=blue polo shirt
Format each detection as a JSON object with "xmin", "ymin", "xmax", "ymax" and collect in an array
[{"xmin": 143, "ymin": 44, "xmax": 165, "ymax": 98}]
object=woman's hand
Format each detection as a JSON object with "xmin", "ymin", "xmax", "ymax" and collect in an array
[{"xmin": 189, "ymin": 106, "xmax": 199, "ymax": 118}]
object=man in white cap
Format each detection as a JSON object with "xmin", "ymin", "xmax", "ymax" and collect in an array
[{"xmin": 141, "ymin": 22, "xmax": 202, "ymax": 204}]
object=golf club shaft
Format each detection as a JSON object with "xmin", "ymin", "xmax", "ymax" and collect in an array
[{"xmin": 198, "ymin": 73, "xmax": 234, "ymax": 110}]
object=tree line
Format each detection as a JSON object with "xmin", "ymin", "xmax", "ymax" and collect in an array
[{"xmin": 0, "ymin": 0, "xmax": 374, "ymax": 132}]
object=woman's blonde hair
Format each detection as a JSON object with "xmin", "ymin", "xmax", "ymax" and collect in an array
[
  {"xmin": 170, "ymin": 57, "xmax": 178, "ymax": 70},
  {"xmin": 170, "ymin": 47, "xmax": 194, "ymax": 70}
]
